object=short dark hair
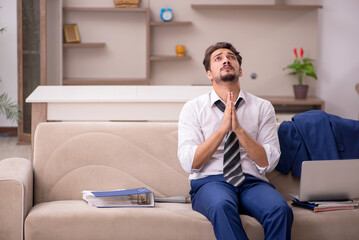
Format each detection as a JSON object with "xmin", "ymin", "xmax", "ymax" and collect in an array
[{"xmin": 203, "ymin": 42, "xmax": 242, "ymax": 72}]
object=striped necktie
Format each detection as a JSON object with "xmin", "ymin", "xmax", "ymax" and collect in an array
[{"xmin": 215, "ymin": 98, "xmax": 245, "ymax": 187}]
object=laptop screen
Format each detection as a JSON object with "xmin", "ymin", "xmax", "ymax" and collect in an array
[{"xmin": 298, "ymin": 159, "xmax": 359, "ymax": 201}]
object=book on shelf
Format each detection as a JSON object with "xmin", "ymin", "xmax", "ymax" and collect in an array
[
  {"xmin": 82, "ymin": 187, "xmax": 155, "ymax": 208},
  {"xmin": 291, "ymin": 199, "xmax": 358, "ymax": 213}
]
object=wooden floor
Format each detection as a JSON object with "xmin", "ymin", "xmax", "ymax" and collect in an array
[{"xmin": 0, "ymin": 137, "xmax": 32, "ymax": 161}]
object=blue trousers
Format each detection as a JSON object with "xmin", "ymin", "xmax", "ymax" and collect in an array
[{"xmin": 190, "ymin": 174, "xmax": 293, "ymax": 240}]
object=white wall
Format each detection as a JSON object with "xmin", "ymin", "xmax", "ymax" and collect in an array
[
  {"xmin": 0, "ymin": 0, "xmax": 17, "ymax": 127},
  {"xmin": 317, "ymin": 0, "xmax": 359, "ymax": 120}
]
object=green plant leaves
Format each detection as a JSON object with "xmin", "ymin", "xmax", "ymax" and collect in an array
[
  {"xmin": 283, "ymin": 57, "xmax": 317, "ymax": 83},
  {"xmin": 0, "ymin": 93, "xmax": 21, "ymax": 122},
  {"xmin": 302, "ymin": 64, "xmax": 317, "ymax": 79}
]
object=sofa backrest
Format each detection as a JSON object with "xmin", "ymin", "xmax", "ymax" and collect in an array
[
  {"xmin": 33, "ymin": 122, "xmax": 189, "ymax": 204},
  {"xmin": 33, "ymin": 121, "xmax": 300, "ymax": 204}
]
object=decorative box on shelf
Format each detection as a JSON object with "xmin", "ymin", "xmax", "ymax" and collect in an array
[{"xmin": 114, "ymin": 0, "xmax": 140, "ymax": 8}]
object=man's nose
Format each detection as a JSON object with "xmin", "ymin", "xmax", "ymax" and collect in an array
[{"xmin": 223, "ymin": 60, "xmax": 231, "ymax": 65}]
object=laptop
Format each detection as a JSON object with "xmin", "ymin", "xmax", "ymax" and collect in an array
[{"xmin": 291, "ymin": 159, "xmax": 359, "ymax": 202}]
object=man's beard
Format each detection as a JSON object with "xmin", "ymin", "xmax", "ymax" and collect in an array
[
  {"xmin": 221, "ymin": 73, "xmax": 236, "ymax": 82},
  {"xmin": 213, "ymin": 73, "xmax": 237, "ymax": 84}
]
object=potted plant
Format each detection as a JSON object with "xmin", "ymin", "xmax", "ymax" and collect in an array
[
  {"xmin": 0, "ymin": 92, "xmax": 20, "ymax": 123},
  {"xmin": 0, "ymin": 26, "xmax": 21, "ymax": 123},
  {"xmin": 284, "ymin": 47, "xmax": 317, "ymax": 99}
]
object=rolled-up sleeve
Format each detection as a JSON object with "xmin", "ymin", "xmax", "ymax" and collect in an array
[
  {"xmin": 253, "ymin": 103, "xmax": 281, "ymax": 174},
  {"xmin": 177, "ymin": 101, "xmax": 204, "ymax": 174}
]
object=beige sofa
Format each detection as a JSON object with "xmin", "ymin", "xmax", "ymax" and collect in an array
[{"xmin": 1, "ymin": 122, "xmax": 358, "ymax": 240}]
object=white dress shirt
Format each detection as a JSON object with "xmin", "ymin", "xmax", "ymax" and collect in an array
[{"xmin": 177, "ymin": 89, "xmax": 280, "ymax": 182}]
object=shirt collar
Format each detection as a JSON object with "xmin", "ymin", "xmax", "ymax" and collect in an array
[{"xmin": 210, "ymin": 89, "xmax": 247, "ymax": 107}]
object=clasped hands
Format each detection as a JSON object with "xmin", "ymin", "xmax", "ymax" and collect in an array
[
  {"xmin": 220, "ymin": 92, "xmax": 242, "ymax": 135},
  {"xmin": 217, "ymin": 92, "xmax": 269, "ymax": 168}
]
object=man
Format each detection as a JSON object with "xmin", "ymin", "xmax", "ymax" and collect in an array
[{"xmin": 178, "ymin": 42, "xmax": 293, "ymax": 240}]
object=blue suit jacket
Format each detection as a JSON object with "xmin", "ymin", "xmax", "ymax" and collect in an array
[{"xmin": 276, "ymin": 110, "xmax": 359, "ymax": 177}]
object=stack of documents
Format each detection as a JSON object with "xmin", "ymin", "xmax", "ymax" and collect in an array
[
  {"xmin": 291, "ymin": 199, "xmax": 358, "ymax": 213},
  {"xmin": 82, "ymin": 187, "xmax": 155, "ymax": 208}
]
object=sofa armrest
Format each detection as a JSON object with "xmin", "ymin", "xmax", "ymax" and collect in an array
[{"xmin": 0, "ymin": 158, "xmax": 33, "ymax": 240}]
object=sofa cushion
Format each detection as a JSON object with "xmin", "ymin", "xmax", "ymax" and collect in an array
[
  {"xmin": 24, "ymin": 200, "xmax": 359, "ymax": 240},
  {"xmin": 25, "ymin": 200, "xmax": 214, "ymax": 240},
  {"xmin": 267, "ymin": 169, "xmax": 300, "ymax": 201},
  {"xmin": 291, "ymin": 204, "xmax": 359, "ymax": 240},
  {"xmin": 25, "ymin": 200, "xmax": 267, "ymax": 240}
]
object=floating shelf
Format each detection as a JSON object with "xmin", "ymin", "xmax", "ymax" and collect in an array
[
  {"xmin": 260, "ymin": 96, "xmax": 325, "ymax": 113},
  {"xmin": 260, "ymin": 96, "xmax": 324, "ymax": 106},
  {"xmin": 63, "ymin": 78, "xmax": 148, "ymax": 85},
  {"xmin": 191, "ymin": 4, "xmax": 322, "ymax": 10},
  {"xmin": 61, "ymin": 7, "xmax": 150, "ymax": 86},
  {"xmin": 150, "ymin": 21, "xmax": 192, "ymax": 27},
  {"xmin": 150, "ymin": 56, "xmax": 191, "ymax": 61},
  {"xmin": 63, "ymin": 7, "xmax": 149, "ymax": 12},
  {"xmin": 63, "ymin": 43, "xmax": 106, "ymax": 48}
]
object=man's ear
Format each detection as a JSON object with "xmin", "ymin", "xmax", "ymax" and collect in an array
[
  {"xmin": 206, "ymin": 70, "xmax": 213, "ymax": 80},
  {"xmin": 239, "ymin": 68, "xmax": 243, "ymax": 77}
]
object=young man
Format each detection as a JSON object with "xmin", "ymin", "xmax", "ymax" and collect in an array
[{"xmin": 178, "ymin": 42, "xmax": 293, "ymax": 240}]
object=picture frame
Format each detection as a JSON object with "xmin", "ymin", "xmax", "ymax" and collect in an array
[{"xmin": 63, "ymin": 24, "xmax": 81, "ymax": 43}]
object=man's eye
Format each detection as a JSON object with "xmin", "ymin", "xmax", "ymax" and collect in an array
[
  {"xmin": 214, "ymin": 57, "xmax": 221, "ymax": 61},
  {"xmin": 229, "ymin": 56, "xmax": 236, "ymax": 60}
]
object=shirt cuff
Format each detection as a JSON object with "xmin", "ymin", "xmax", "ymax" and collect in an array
[
  {"xmin": 179, "ymin": 144, "xmax": 200, "ymax": 174},
  {"xmin": 253, "ymin": 162, "xmax": 268, "ymax": 174},
  {"xmin": 252, "ymin": 144, "xmax": 280, "ymax": 174},
  {"xmin": 190, "ymin": 145, "xmax": 203, "ymax": 173}
]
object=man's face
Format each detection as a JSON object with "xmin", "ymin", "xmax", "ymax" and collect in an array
[{"xmin": 207, "ymin": 48, "xmax": 242, "ymax": 84}]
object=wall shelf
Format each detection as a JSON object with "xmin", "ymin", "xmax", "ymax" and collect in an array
[
  {"xmin": 150, "ymin": 21, "xmax": 192, "ymax": 64},
  {"xmin": 260, "ymin": 96, "xmax": 324, "ymax": 113},
  {"xmin": 63, "ymin": 78, "xmax": 148, "ymax": 85},
  {"xmin": 150, "ymin": 21, "xmax": 192, "ymax": 27},
  {"xmin": 63, "ymin": 43, "xmax": 106, "ymax": 48},
  {"xmin": 63, "ymin": 7, "xmax": 149, "ymax": 13},
  {"xmin": 150, "ymin": 56, "xmax": 191, "ymax": 61},
  {"xmin": 191, "ymin": 4, "xmax": 322, "ymax": 10},
  {"xmin": 61, "ymin": 7, "xmax": 192, "ymax": 85},
  {"xmin": 61, "ymin": 6, "xmax": 150, "ymax": 85},
  {"xmin": 52, "ymin": 4, "xmax": 320, "ymax": 88}
]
